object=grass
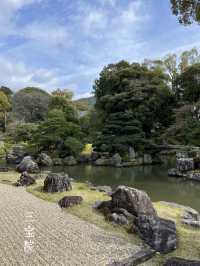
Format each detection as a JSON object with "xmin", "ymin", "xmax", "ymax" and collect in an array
[
  {"xmin": 0, "ymin": 171, "xmax": 199, "ymax": 264},
  {"xmin": 26, "ymin": 179, "xmax": 141, "ymax": 244}
]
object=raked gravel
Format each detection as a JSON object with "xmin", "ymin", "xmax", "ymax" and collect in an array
[{"xmin": 0, "ymin": 184, "xmax": 140, "ymax": 266}]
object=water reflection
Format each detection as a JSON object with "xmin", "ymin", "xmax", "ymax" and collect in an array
[{"xmin": 52, "ymin": 160, "xmax": 200, "ymax": 212}]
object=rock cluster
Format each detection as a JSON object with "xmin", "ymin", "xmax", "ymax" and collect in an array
[
  {"xmin": 43, "ymin": 173, "xmax": 72, "ymax": 193},
  {"xmin": 15, "ymin": 171, "xmax": 36, "ymax": 186},
  {"xmin": 58, "ymin": 196, "xmax": 83, "ymax": 208},
  {"xmin": 16, "ymin": 156, "xmax": 39, "ymax": 173},
  {"xmin": 95, "ymin": 186, "xmax": 177, "ymax": 253}
]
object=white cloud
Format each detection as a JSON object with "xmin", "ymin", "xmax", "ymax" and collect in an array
[
  {"xmin": 21, "ymin": 21, "xmax": 71, "ymax": 48},
  {"xmin": 0, "ymin": 56, "xmax": 61, "ymax": 90},
  {"xmin": 0, "ymin": 0, "xmax": 41, "ymax": 35}
]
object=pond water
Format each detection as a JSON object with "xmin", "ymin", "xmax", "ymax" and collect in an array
[{"xmin": 52, "ymin": 158, "xmax": 200, "ymax": 212}]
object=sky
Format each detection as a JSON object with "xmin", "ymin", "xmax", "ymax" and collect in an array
[{"xmin": 0, "ymin": 0, "xmax": 200, "ymax": 99}]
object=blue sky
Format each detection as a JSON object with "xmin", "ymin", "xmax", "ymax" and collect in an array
[{"xmin": 0, "ymin": 0, "xmax": 200, "ymax": 98}]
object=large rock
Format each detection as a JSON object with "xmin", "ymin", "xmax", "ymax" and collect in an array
[
  {"xmin": 163, "ymin": 257, "xmax": 200, "ymax": 266},
  {"xmin": 176, "ymin": 158, "xmax": 194, "ymax": 172},
  {"xmin": 16, "ymin": 156, "xmax": 39, "ymax": 173},
  {"xmin": 58, "ymin": 196, "xmax": 83, "ymax": 208},
  {"xmin": 110, "ymin": 186, "xmax": 157, "ymax": 217},
  {"xmin": 37, "ymin": 153, "xmax": 52, "ymax": 167},
  {"xmin": 134, "ymin": 214, "xmax": 176, "ymax": 253},
  {"xmin": 6, "ymin": 144, "xmax": 26, "ymax": 164},
  {"xmin": 15, "ymin": 172, "xmax": 36, "ymax": 186},
  {"xmin": 63, "ymin": 156, "xmax": 77, "ymax": 166},
  {"xmin": 96, "ymin": 186, "xmax": 177, "ymax": 253},
  {"xmin": 43, "ymin": 173, "xmax": 72, "ymax": 193}
]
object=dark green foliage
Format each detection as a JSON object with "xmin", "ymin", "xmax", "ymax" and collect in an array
[
  {"xmin": 178, "ymin": 63, "xmax": 200, "ymax": 103},
  {"xmin": 33, "ymin": 106, "xmax": 82, "ymax": 157},
  {"xmin": 171, "ymin": 0, "xmax": 200, "ymax": 25},
  {"xmin": 12, "ymin": 87, "xmax": 50, "ymax": 122},
  {"xmin": 94, "ymin": 61, "xmax": 176, "ymax": 154},
  {"xmin": 0, "ymin": 86, "xmax": 13, "ymax": 97},
  {"xmin": 14, "ymin": 123, "xmax": 38, "ymax": 142},
  {"xmin": 95, "ymin": 111, "xmax": 145, "ymax": 153}
]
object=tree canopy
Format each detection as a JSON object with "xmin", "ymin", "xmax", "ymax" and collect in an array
[
  {"xmin": 93, "ymin": 61, "xmax": 176, "ymax": 154},
  {"xmin": 171, "ymin": 0, "xmax": 200, "ymax": 24},
  {"xmin": 12, "ymin": 87, "xmax": 50, "ymax": 122}
]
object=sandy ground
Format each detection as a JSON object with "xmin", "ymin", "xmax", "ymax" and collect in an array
[{"xmin": 0, "ymin": 184, "xmax": 140, "ymax": 266}]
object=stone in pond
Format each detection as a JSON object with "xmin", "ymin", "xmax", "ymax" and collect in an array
[
  {"xmin": 43, "ymin": 173, "xmax": 72, "ymax": 193},
  {"xmin": 58, "ymin": 196, "xmax": 83, "ymax": 208}
]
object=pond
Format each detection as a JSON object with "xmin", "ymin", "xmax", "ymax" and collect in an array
[{"xmin": 52, "ymin": 158, "xmax": 200, "ymax": 212}]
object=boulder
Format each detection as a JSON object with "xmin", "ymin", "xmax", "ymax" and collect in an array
[
  {"xmin": 176, "ymin": 158, "xmax": 194, "ymax": 172},
  {"xmin": 110, "ymin": 186, "xmax": 157, "ymax": 217},
  {"xmin": 58, "ymin": 196, "xmax": 83, "ymax": 208},
  {"xmin": 96, "ymin": 186, "xmax": 177, "ymax": 253},
  {"xmin": 37, "ymin": 153, "xmax": 52, "ymax": 167},
  {"xmin": 63, "ymin": 156, "xmax": 77, "ymax": 166},
  {"xmin": 163, "ymin": 257, "xmax": 200, "ymax": 266},
  {"xmin": 143, "ymin": 154, "xmax": 152, "ymax": 165},
  {"xmin": 16, "ymin": 156, "xmax": 39, "ymax": 173},
  {"xmin": 6, "ymin": 144, "xmax": 26, "ymax": 164},
  {"xmin": 52, "ymin": 158, "xmax": 63, "ymax": 166},
  {"xmin": 134, "ymin": 214, "xmax": 177, "ymax": 253},
  {"xmin": 43, "ymin": 173, "xmax": 72, "ymax": 193},
  {"xmin": 15, "ymin": 172, "xmax": 36, "ymax": 186}
]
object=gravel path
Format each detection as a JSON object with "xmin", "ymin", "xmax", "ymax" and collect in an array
[{"xmin": 0, "ymin": 184, "xmax": 140, "ymax": 266}]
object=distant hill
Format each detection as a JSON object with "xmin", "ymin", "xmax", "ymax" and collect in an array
[{"xmin": 74, "ymin": 96, "xmax": 95, "ymax": 111}]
